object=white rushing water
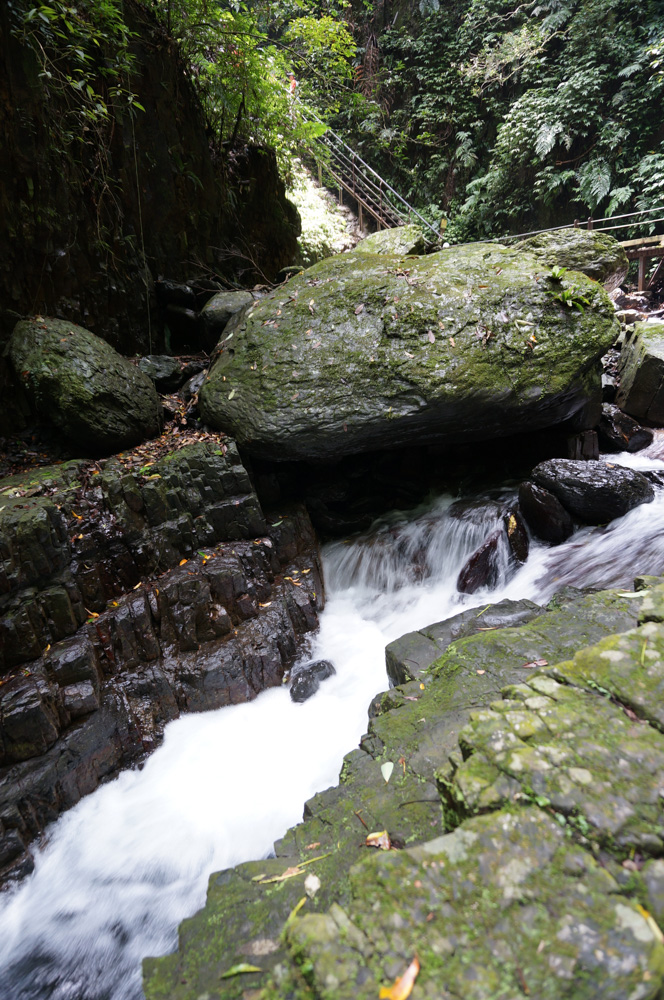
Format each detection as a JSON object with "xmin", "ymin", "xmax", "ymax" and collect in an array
[{"xmin": 2, "ymin": 442, "xmax": 664, "ymax": 999}]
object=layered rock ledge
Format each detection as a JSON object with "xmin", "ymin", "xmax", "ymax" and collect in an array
[{"xmin": 0, "ymin": 442, "xmax": 323, "ymax": 880}]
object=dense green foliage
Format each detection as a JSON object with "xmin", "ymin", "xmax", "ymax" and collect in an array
[
  {"xmin": 9, "ymin": 0, "xmax": 664, "ymax": 243},
  {"xmin": 334, "ymin": 0, "xmax": 664, "ymax": 238}
]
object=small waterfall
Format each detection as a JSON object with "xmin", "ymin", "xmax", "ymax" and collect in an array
[{"xmin": 1, "ymin": 448, "xmax": 664, "ymax": 999}]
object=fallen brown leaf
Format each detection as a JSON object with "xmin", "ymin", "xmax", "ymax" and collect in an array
[{"xmin": 379, "ymin": 956, "xmax": 420, "ymax": 1000}]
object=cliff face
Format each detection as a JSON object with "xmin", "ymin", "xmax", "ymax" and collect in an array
[{"xmin": 0, "ymin": 2, "xmax": 299, "ymax": 357}]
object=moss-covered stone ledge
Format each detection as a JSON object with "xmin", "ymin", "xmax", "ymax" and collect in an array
[{"xmin": 143, "ymin": 582, "xmax": 664, "ymax": 1000}]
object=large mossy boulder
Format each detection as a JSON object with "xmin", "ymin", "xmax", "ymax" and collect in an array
[
  {"xmin": 199, "ymin": 241, "xmax": 618, "ymax": 462},
  {"xmin": 7, "ymin": 317, "xmax": 163, "ymax": 453},
  {"xmin": 514, "ymin": 228, "xmax": 629, "ymax": 291}
]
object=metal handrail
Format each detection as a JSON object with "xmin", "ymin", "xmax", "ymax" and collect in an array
[
  {"xmin": 318, "ymin": 135, "xmax": 406, "ymax": 223},
  {"xmin": 299, "ymin": 102, "xmax": 439, "ymax": 236},
  {"xmin": 318, "ymin": 136, "xmax": 406, "ymax": 225}
]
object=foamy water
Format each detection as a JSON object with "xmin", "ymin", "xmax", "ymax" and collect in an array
[{"xmin": 1, "ymin": 443, "xmax": 664, "ymax": 999}]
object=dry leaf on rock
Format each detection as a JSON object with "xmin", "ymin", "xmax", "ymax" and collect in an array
[
  {"xmin": 219, "ymin": 963, "xmax": 262, "ymax": 979},
  {"xmin": 366, "ymin": 830, "xmax": 391, "ymax": 851},
  {"xmin": 379, "ymin": 956, "xmax": 420, "ymax": 1000}
]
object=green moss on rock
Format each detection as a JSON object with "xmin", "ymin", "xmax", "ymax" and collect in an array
[
  {"xmin": 199, "ymin": 239, "xmax": 618, "ymax": 461},
  {"xmin": 514, "ymin": 228, "xmax": 629, "ymax": 290},
  {"xmin": 8, "ymin": 317, "xmax": 163, "ymax": 453}
]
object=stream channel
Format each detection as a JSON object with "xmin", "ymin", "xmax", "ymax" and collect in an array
[{"xmin": 2, "ymin": 444, "xmax": 664, "ymax": 1000}]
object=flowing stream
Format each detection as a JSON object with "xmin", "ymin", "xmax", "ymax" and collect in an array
[{"xmin": 2, "ymin": 443, "xmax": 664, "ymax": 999}]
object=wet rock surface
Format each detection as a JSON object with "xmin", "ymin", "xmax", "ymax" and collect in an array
[
  {"xmin": 290, "ymin": 659, "xmax": 336, "ymax": 703},
  {"xmin": 199, "ymin": 237, "xmax": 618, "ymax": 462},
  {"xmin": 143, "ymin": 584, "xmax": 661, "ymax": 1000},
  {"xmin": 385, "ymin": 598, "xmax": 542, "ymax": 686},
  {"xmin": 598, "ymin": 402, "xmax": 654, "ymax": 453},
  {"xmin": 531, "ymin": 457, "xmax": 655, "ymax": 523},
  {"xmin": 136, "ymin": 355, "xmax": 190, "ymax": 394},
  {"xmin": 0, "ymin": 441, "xmax": 324, "ymax": 881},
  {"xmin": 519, "ymin": 479, "xmax": 575, "ymax": 543},
  {"xmin": 7, "ymin": 318, "xmax": 163, "ymax": 454},
  {"xmin": 617, "ymin": 321, "xmax": 664, "ymax": 425}
]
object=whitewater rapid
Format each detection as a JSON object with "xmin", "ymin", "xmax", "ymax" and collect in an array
[{"xmin": 2, "ymin": 443, "xmax": 664, "ymax": 999}]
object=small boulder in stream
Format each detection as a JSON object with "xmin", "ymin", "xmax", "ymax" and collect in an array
[
  {"xmin": 7, "ymin": 317, "xmax": 162, "ymax": 453},
  {"xmin": 519, "ymin": 479, "xmax": 575, "ymax": 543},
  {"xmin": 199, "ymin": 236, "xmax": 619, "ymax": 461},
  {"xmin": 531, "ymin": 457, "xmax": 654, "ymax": 523},
  {"xmin": 290, "ymin": 659, "xmax": 336, "ymax": 703},
  {"xmin": 598, "ymin": 402, "xmax": 653, "ymax": 453}
]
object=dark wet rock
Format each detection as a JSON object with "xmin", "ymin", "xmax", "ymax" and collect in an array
[
  {"xmin": 0, "ymin": 500, "xmax": 324, "ymax": 879},
  {"xmin": 385, "ymin": 598, "xmax": 542, "ymax": 686},
  {"xmin": 181, "ymin": 359, "xmax": 207, "ymax": 381},
  {"xmin": 504, "ymin": 507, "xmax": 529, "ymax": 563},
  {"xmin": 200, "ymin": 290, "xmax": 254, "ymax": 350},
  {"xmin": 136, "ymin": 355, "xmax": 185, "ymax": 393},
  {"xmin": 0, "ymin": 437, "xmax": 326, "ymax": 879},
  {"xmin": 199, "ymin": 239, "xmax": 618, "ymax": 462},
  {"xmin": 514, "ymin": 227, "xmax": 629, "ymax": 290},
  {"xmin": 7, "ymin": 317, "xmax": 163, "ymax": 454},
  {"xmin": 531, "ymin": 457, "xmax": 654, "ymax": 524},
  {"xmin": 566, "ymin": 428, "xmax": 599, "ymax": 460},
  {"xmin": 519, "ymin": 479, "xmax": 575, "ymax": 543},
  {"xmin": 598, "ymin": 403, "xmax": 654, "ymax": 453},
  {"xmin": 643, "ymin": 469, "xmax": 664, "ymax": 488},
  {"xmin": 290, "ymin": 659, "xmax": 336, "ymax": 703},
  {"xmin": 155, "ymin": 279, "xmax": 197, "ymax": 311},
  {"xmin": 455, "ymin": 503, "xmax": 528, "ymax": 593},
  {"xmin": 617, "ymin": 321, "xmax": 664, "ymax": 425},
  {"xmin": 180, "ymin": 369, "xmax": 207, "ymax": 402},
  {"xmin": 143, "ymin": 584, "xmax": 656, "ymax": 1000},
  {"xmin": 0, "ymin": 441, "xmax": 267, "ymax": 671},
  {"xmin": 456, "ymin": 529, "xmax": 502, "ymax": 593}
]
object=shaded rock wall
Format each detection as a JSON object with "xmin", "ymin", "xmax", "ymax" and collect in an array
[{"xmin": 0, "ymin": 2, "xmax": 299, "ymax": 364}]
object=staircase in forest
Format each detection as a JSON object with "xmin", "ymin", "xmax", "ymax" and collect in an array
[{"xmin": 300, "ymin": 105, "xmax": 439, "ymax": 237}]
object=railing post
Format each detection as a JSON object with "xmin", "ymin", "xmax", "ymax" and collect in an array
[
  {"xmin": 588, "ymin": 217, "xmax": 594, "ymax": 230},
  {"xmin": 574, "ymin": 219, "xmax": 580, "ymax": 228}
]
